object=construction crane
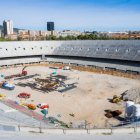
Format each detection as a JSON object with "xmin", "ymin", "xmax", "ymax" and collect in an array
[
  {"xmin": 4, "ymin": 66, "xmax": 28, "ymax": 79},
  {"xmin": 22, "ymin": 66, "xmax": 28, "ymax": 75}
]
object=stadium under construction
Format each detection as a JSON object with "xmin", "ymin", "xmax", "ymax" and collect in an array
[{"xmin": 0, "ymin": 40, "xmax": 139, "ymax": 134}]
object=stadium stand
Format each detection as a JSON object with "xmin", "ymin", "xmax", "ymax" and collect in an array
[{"xmin": 0, "ymin": 40, "xmax": 139, "ymax": 73}]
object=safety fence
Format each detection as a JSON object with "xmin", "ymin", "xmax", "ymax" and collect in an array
[{"xmin": 0, "ymin": 122, "xmax": 140, "ymax": 134}]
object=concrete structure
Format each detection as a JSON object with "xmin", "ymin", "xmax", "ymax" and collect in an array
[
  {"xmin": 0, "ymin": 122, "xmax": 140, "ymax": 135},
  {"xmin": 0, "ymin": 40, "xmax": 139, "ymax": 73},
  {"xmin": 0, "ymin": 101, "xmax": 140, "ymax": 138},
  {"xmin": 58, "ymin": 30, "xmax": 82, "ymax": 37},
  {"xmin": 6, "ymin": 34, "xmax": 18, "ymax": 40},
  {"xmin": 0, "ymin": 133, "xmax": 140, "ymax": 140},
  {"xmin": 0, "ymin": 102, "xmax": 55, "ymax": 128},
  {"xmin": 3, "ymin": 20, "xmax": 13, "ymax": 36}
]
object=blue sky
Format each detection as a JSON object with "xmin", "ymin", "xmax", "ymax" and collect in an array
[{"xmin": 0, "ymin": 0, "xmax": 140, "ymax": 31}]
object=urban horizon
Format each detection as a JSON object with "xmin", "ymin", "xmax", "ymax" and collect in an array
[
  {"xmin": 1, "ymin": 19, "xmax": 140, "ymax": 33},
  {"xmin": 1, "ymin": 19, "xmax": 140, "ymax": 41},
  {"xmin": 0, "ymin": 0, "xmax": 140, "ymax": 32}
]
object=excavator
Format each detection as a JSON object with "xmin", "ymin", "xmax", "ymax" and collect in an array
[
  {"xmin": 111, "ymin": 95, "xmax": 122, "ymax": 103},
  {"xmin": 22, "ymin": 66, "xmax": 28, "ymax": 75},
  {"xmin": 5, "ymin": 66, "xmax": 28, "ymax": 79}
]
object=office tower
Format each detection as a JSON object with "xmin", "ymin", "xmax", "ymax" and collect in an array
[
  {"xmin": 3, "ymin": 20, "xmax": 13, "ymax": 36},
  {"xmin": 0, "ymin": 30, "xmax": 1, "ymax": 37},
  {"xmin": 47, "ymin": 22, "xmax": 54, "ymax": 31}
]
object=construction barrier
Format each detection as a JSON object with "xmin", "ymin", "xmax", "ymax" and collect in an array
[
  {"xmin": 64, "ymin": 129, "xmax": 88, "ymax": 134},
  {"xmin": 43, "ymin": 62, "xmax": 140, "ymax": 79},
  {"xmin": 41, "ymin": 128, "xmax": 64, "ymax": 134},
  {"xmin": 1, "ymin": 122, "xmax": 140, "ymax": 135},
  {"xmin": 89, "ymin": 128, "xmax": 112, "ymax": 134},
  {"xmin": 10, "ymin": 126, "xmax": 140, "ymax": 134},
  {"xmin": 112, "ymin": 127, "xmax": 135, "ymax": 134}
]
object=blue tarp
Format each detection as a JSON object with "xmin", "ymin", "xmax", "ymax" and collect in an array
[{"xmin": 2, "ymin": 83, "xmax": 15, "ymax": 90}]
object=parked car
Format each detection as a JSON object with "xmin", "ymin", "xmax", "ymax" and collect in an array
[
  {"xmin": 37, "ymin": 103, "xmax": 49, "ymax": 109},
  {"xmin": 27, "ymin": 104, "xmax": 36, "ymax": 110},
  {"xmin": 18, "ymin": 92, "xmax": 31, "ymax": 99},
  {"xmin": 40, "ymin": 104, "xmax": 49, "ymax": 109}
]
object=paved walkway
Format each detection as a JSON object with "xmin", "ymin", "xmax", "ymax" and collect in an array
[{"xmin": 1, "ymin": 99, "xmax": 45, "ymax": 122}]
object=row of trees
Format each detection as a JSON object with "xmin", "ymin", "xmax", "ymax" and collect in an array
[
  {"xmin": 1, "ymin": 34, "xmax": 140, "ymax": 41},
  {"xmin": 17, "ymin": 34, "xmax": 111, "ymax": 41},
  {"xmin": 0, "ymin": 37, "xmax": 11, "ymax": 41},
  {"xmin": 46, "ymin": 34, "xmax": 137, "ymax": 40},
  {"xmin": 46, "ymin": 34, "xmax": 140, "ymax": 40}
]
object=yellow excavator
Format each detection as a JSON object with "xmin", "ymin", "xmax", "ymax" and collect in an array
[{"xmin": 112, "ymin": 95, "xmax": 122, "ymax": 103}]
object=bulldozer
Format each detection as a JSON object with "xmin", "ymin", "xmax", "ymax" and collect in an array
[{"xmin": 112, "ymin": 95, "xmax": 122, "ymax": 103}]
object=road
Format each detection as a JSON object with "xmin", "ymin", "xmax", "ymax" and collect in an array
[{"xmin": 0, "ymin": 133, "xmax": 140, "ymax": 140}]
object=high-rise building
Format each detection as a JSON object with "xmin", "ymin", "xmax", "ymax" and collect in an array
[
  {"xmin": 3, "ymin": 20, "xmax": 13, "ymax": 36},
  {"xmin": 47, "ymin": 22, "xmax": 54, "ymax": 31},
  {"xmin": 0, "ymin": 30, "xmax": 1, "ymax": 38}
]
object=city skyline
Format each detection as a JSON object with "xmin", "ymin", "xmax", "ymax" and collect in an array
[{"xmin": 0, "ymin": 0, "xmax": 140, "ymax": 31}]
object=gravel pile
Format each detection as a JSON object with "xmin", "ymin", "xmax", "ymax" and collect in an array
[{"xmin": 122, "ymin": 88, "xmax": 140, "ymax": 102}]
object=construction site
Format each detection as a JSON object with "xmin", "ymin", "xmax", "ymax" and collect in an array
[
  {"xmin": 0, "ymin": 63, "xmax": 140, "ymax": 129},
  {"xmin": 0, "ymin": 40, "xmax": 139, "ymax": 131}
]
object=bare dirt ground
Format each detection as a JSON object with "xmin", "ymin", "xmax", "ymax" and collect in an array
[{"xmin": 0, "ymin": 65, "xmax": 140, "ymax": 128}]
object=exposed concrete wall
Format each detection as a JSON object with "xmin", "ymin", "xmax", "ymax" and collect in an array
[
  {"xmin": 1, "ymin": 123, "xmax": 140, "ymax": 135},
  {"xmin": 46, "ymin": 57, "xmax": 140, "ymax": 72},
  {"xmin": 0, "ymin": 58, "xmax": 41, "ymax": 66},
  {"xmin": 0, "ymin": 40, "xmax": 139, "ymax": 73},
  {"xmin": 112, "ymin": 128, "xmax": 135, "ymax": 134},
  {"xmin": 64, "ymin": 129, "xmax": 88, "ymax": 134},
  {"xmin": 0, "ymin": 40, "xmax": 139, "ymax": 61},
  {"xmin": 41, "ymin": 129, "xmax": 64, "ymax": 134},
  {"xmin": 89, "ymin": 129, "xmax": 112, "ymax": 134}
]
